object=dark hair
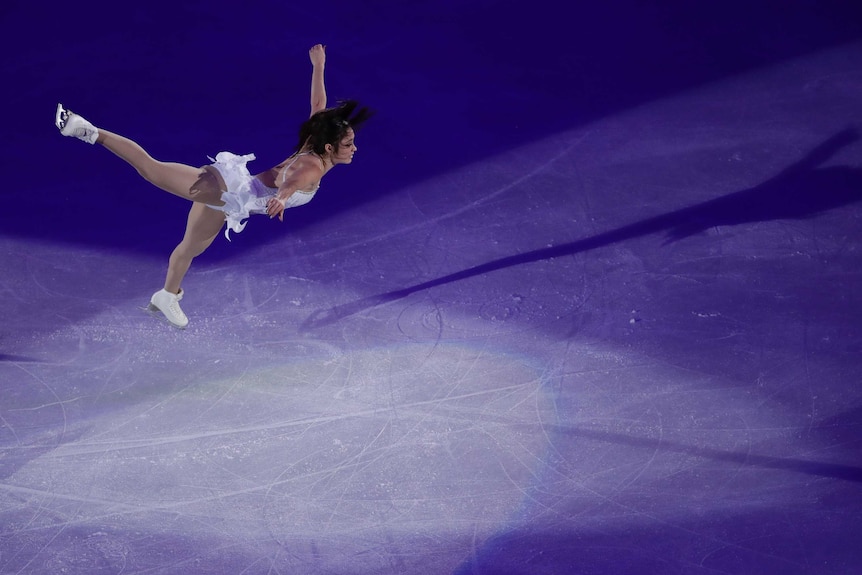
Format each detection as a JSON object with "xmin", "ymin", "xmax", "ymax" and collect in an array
[{"xmin": 295, "ymin": 100, "xmax": 374, "ymax": 156}]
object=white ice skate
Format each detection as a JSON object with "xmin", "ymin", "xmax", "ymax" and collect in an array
[
  {"xmin": 55, "ymin": 103, "xmax": 99, "ymax": 144},
  {"xmin": 147, "ymin": 289, "xmax": 189, "ymax": 329}
]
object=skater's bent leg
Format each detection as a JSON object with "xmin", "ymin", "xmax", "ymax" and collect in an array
[
  {"xmin": 164, "ymin": 203, "xmax": 226, "ymax": 293},
  {"xmin": 97, "ymin": 129, "xmax": 224, "ymax": 205}
]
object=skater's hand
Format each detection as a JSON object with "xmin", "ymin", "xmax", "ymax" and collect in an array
[
  {"xmin": 309, "ymin": 44, "xmax": 326, "ymax": 67},
  {"xmin": 266, "ymin": 197, "xmax": 286, "ymax": 221},
  {"xmin": 268, "ymin": 159, "xmax": 322, "ymax": 222}
]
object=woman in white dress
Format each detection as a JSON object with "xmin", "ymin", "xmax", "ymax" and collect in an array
[{"xmin": 55, "ymin": 44, "xmax": 372, "ymax": 329}]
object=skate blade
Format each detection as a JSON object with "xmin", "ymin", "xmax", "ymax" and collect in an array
[{"xmin": 143, "ymin": 303, "xmax": 188, "ymax": 330}]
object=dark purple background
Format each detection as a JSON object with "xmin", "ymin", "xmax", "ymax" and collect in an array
[{"xmin": 2, "ymin": 1, "xmax": 861, "ymax": 573}]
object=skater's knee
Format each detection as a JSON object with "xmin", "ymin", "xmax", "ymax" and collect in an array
[
  {"xmin": 174, "ymin": 236, "xmax": 217, "ymax": 261},
  {"xmin": 136, "ymin": 159, "xmax": 167, "ymax": 187},
  {"xmin": 169, "ymin": 244, "xmax": 195, "ymax": 265},
  {"xmin": 172, "ymin": 244, "xmax": 200, "ymax": 261}
]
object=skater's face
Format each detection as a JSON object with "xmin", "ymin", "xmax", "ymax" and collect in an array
[{"xmin": 328, "ymin": 128, "xmax": 357, "ymax": 165}]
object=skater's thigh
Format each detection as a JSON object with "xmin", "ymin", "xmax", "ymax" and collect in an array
[
  {"xmin": 151, "ymin": 162, "xmax": 206, "ymax": 200},
  {"xmin": 181, "ymin": 203, "xmax": 226, "ymax": 254}
]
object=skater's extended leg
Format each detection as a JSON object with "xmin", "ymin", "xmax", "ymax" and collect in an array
[
  {"xmin": 98, "ymin": 129, "xmax": 226, "ymax": 205},
  {"xmin": 56, "ymin": 104, "xmax": 225, "ymax": 205}
]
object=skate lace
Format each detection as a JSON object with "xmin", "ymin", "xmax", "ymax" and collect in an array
[{"xmin": 169, "ymin": 299, "xmax": 186, "ymax": 319}]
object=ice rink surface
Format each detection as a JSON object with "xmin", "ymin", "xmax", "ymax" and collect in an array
[{"xmin": 1, "ymin": 1, "xmax": 861, "ymax": 573}]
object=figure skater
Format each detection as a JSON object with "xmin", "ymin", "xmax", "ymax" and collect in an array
[{"xmin": 55, "ymin": 44, "xmax": 372, "ymax": 329}]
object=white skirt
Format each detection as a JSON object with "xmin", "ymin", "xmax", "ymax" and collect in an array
[{"xmin": 206, "ymin": 151, "xmax": 319, "ymax": 241}]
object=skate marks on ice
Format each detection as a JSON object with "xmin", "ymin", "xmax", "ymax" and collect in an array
[{"xmin": 0, "ymin": 343, "xmax": 555, "ymax": 574}]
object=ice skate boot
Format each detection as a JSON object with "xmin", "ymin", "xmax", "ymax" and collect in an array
[
  {"xmin": 55, "ymin": 103, "xmax": 99, "ymax": 144},
  {"xmin": 147, "ymin": 289, "xmax": 189, "ymax": 329}
]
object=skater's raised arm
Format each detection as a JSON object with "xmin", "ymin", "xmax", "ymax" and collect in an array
[{"xmin": 309, "ymin": 44, "xmax": 327, "ymax": 117}]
